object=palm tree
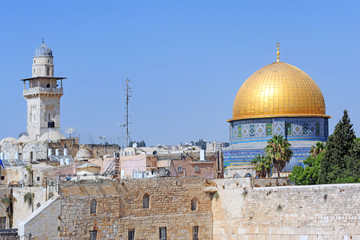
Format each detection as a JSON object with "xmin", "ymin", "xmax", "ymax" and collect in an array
[
  {"xmin": 310, "ymin": 142, "xmax": 325, "ymax": 158},
  {"xmin": 24, "ymin": 192, "xmax": 35, "ymax": 212},
  {"xmin": 0, "ymin": 191, "xmax": 16, "ymax": 228},
  {"xmin": 265, "ymin": 135, "xmax": 293, "ymax": 178},
  {"xmin": 25, "ymin": 165, "xmax": 34, "ymax": 186},
  {"xmin": 252, "ymin": 155, "xmax": 271, "ymax": 178}
]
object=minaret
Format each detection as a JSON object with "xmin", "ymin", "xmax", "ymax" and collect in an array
[{"xmin": 21, "ymin": 41, "xmax": 65, "ymax": 140}]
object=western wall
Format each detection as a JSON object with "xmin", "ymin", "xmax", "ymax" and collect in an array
[{"xmin": 17, "ymin": 177, "xmax": 359, "ymax": 240}]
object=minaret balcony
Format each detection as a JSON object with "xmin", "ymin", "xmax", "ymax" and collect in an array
[{"xmin": 23, "ymin": 87, "xmax": 63, "ymax": 97}]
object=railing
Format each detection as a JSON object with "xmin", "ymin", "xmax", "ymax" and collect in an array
[{"xmin": 23, "ymin": 87, "xmax": 63, "ymax": 95}]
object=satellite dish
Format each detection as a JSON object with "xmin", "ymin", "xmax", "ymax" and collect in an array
[
  {"xmin": 65, "ymin": 127, "xmax": 76, "ymax": 138},
  {"xmin": 132, "ymin": 143, "xmax": 137, "ymax": 148}
]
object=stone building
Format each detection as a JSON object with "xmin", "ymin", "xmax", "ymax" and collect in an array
[
  {"xmin": 16, "ymin": 177, "xmax": 360, "ymax": 240},
  {"xmin": 0, "ymin": 41, "xmax": 67, "ymax": 164},
  {"xmin": 59, "ymin": 177, "xmax": 213, "ymax": 240},
  {"xmin": 118, "ymin": 146, "xmax": 222, "ymax": 179},
  {"xmin": 22, "ymin": 40, "xmax": 65, "ymax": 141},
  {"xmin": 223, "ymin": 43, "xmax": 330, "ymax": 177}
]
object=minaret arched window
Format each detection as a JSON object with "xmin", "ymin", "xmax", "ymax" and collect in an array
[
  {"xmin": 143, "ymin": 194, "xmax": 150, "ymax": 209},
  {"xmin": 191, "ymin": 198, "xmax": 197, "ymax": 211},
  {"xmin": 90, "ymin": 199, "xmax": 97, "ymax": 214},
  {"xmin": 46, "ymin": 83, "xmax": 50, "ymax": 88},
  {"xmin": 47, "ymin": 67, "xmax": 50, "ymax": 76}
]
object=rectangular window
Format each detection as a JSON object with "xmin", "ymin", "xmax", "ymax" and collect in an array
[
  {"xmin": 0, "ymin": 176, "xmax": 4, "ymax": 181},
  {"xmin": 0, "ymin": 217, "xmax": 6, "ymax": 229},
  {"xmin": 177, "ymin": 167, "xmax": 183, "ymax": 173},
  {"xmin": 159, "ymin": 227, "xmax": 167, "ymax": 240},
  {"xmin": 89, "ymin": 230, "xmax": 97, "ymax": 240},
  {"xmin": 128, "ymin": 229, "xmax": 135, "ymax": 240},
  {"xmin": 37, "ymin": 177, "xmax": 40, "ymax": 181},
  {"xmin": 192, "ymin": 226, "xmax": 199, "ymax": 240}
]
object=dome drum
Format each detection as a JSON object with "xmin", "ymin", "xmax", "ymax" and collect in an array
[{"xmin": 229, "ymin": 116, "xmax": 328, "ymax": 144}]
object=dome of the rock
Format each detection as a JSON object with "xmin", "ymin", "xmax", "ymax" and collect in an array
[{"xmin": 231, "ymin": 61, "xmax": 329, "ymax": 121}]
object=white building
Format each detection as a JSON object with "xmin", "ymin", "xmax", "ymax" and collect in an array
[{"xmin": 0, "ymin": 41, "xmax": 66, "ymax": 163}]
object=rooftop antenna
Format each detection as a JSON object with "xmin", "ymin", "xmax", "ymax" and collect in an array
[
  {"xmin": 276, "ymin": 42, "xmax": 280, "ymax": 62},
  {"xmin": 125, "ymin": 78, "xmax": 131, "ymax": 147},
  {"xmin": 65, "ymin": 127, "xmax": 76, "ymax": 138}
]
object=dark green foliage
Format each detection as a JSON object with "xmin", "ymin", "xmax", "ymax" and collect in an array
[
  {"xmin": 252, "ymin": 154, "xmax": 271, "ymax": 178},
  {"xmin": 128, "ymin": 140, "xmax": 146, "ymax": 147},
  {"xmin": 265, "ymin": 135, "xmax": 293, "ymax": 178},
  {"xmin": 310, "ymin": 142, "xmax": 325, "ymax": 158},
  {"xmin": 289, "ymin": 152, "xmax": 323, "ymax": 185},
  {"xmin": 319, "ymin": 110, "xmax": 357, "ymax": 184},
  {"xmin": 194, "ymin": 139, "xmax": 206, "ymax": 150}
]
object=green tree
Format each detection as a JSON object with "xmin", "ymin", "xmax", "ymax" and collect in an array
[
  {"xmin": 265, "ymin": 135, "xmax": 293, "ymax": 178},
  {"xmin": 195, "ymin": 139, "xmax": 206, "ymax": 150},
  {"xmin": 25, "ymin": 165, "xmax": 34, "ymax": 186},
  {"xmin": 24, "ymin": 192, "xmax": 35, "ymax": 212},
  {"xmin": 252, "ymin": 154, "xmax": 271, "ymax": 178},
  {"xmin": 340, "ymin": 141, "xmax": 360, "ymax": 182},
  {"xmin": 289, "ymin": 152, "xmax": 323, "ymax": 185},
  {"xmin": 0, "ymin": 191, "xmax": 16, "ymax": 228},
  {"xmin": 319, "ymin": 110, "xmax": 356, "ymax": 184},
  {"xmin": 310, "ymin": 142, "xmax": 325, "ymax": 158},
  {"xmin": 128, "ymin": 140, "xmax": 146, "ymax": 147}
]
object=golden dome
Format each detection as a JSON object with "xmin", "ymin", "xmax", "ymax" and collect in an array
[{"xmin": 230, "ymin": 61, "xmax": 330, "ymax": 121}]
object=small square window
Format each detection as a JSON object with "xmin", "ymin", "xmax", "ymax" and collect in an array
[
  {"xmin": 0, "ymin": 176, "xmax": 4, "ymax": 181},
  {"xmin": 37, "ymin": 177, "xmax": 40, "ymax": 181},
  {"xmin": 177, "ymin": 167, "xmax": 183, "ymax": 173}
]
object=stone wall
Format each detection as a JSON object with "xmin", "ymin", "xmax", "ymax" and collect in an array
[
  {"xmin": 59, "ymin": 177, "xmax": 213, "ymax": 240},
  {"xmin": 212, "ymin": 178, "xmax": 360, "ymax": 240},
  {"xmin": 13, "ymin": 187, "xmax": 48, "ymax": 228},
  {"xmin": 18, "ymin": 196, "xmax": 60, "ymax": 240}
]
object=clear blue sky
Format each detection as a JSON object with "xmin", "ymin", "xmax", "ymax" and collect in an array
[{"xmin": 0, "ymin": 1, "xmax": 359, "ymax": 146}]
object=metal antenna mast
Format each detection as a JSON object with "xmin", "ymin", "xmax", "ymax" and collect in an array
[{"xmin": 125, "ymin": 78, "xmax": 131, "ymax": 147}]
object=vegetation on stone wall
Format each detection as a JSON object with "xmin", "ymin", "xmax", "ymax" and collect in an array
[
  {"xmin": 0, "ymin": 190, "xmax": 16, "ymax": 228},
  {"xmin": 290, "ymin": 110, "xmax": 360, "ymax": 185},
  {"xmin": 24, "ymin": 192, "xmax": 35, "ymax": 212}
]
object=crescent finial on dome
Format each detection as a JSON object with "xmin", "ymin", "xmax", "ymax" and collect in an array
[{"xmin": 276, "ymin": 42, "xmax": 280, "ymax": 62}]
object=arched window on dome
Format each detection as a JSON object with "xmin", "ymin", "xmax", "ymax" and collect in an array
[
  {"xmin": 191, "ymin": 198, "xmax": 197, "ymax": 211},
  {"xmin": 143, "ymin": 194, "xmax": 150, "ymax": 209},
  {"xmin": 90, "ymin": 199, "xmax": 97, "ymax": 214}
]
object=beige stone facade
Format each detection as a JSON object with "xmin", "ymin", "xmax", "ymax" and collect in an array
[
  {"xmin": 59, "ymin": 177, "xmax": 213, "ymax": 240},
  {"xmin": 212, "ymin": 179, "xmax": 360, "ymax": 240}
]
